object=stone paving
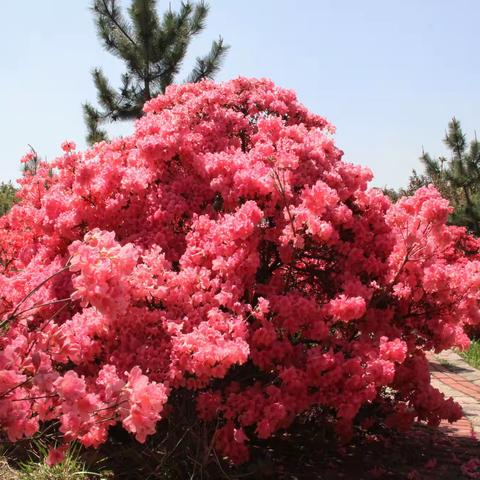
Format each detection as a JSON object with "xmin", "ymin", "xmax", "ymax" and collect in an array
[{"xmin": 430, "ymin": 349, "xmax": 480, "ymax": 438}]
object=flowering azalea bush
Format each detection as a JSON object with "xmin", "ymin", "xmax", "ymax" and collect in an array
[{"xmin": 1, "ymin": 78, "xmax": 480, "ymax": 464}]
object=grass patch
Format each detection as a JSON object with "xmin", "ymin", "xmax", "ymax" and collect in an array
[
  {"xmin": 460, "ymin": 339, "xmax": 480, "ymax": 369},
  {"xmin": 2, "ymin": 440, "xmax": 111, "ymax": 480}
]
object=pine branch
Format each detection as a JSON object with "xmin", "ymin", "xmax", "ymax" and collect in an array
[
  {"xmin": 157, "ymin": 38, "xmax": 189, "ymax": 91},
  {"xmin": 84, "ymin": 0, "xmax": 228, "ymax": 140},
  {"xmin": 420, "ymin": 152, "xmax": 441, "ymax": 178},
  {"xmin": 129, "ymin": 0, "xmax": 160, "ymax": 55},
  {"xmin": 187, "ymin": 37, "xmax": 229, "ymax": 83},
  {"xmin": 94, "ymin": 0, "xmax": 137, "ymax": 47},
  {"xmin": 92, "ymin": 68, "xmax": 121, "ymax": 116},
  {"xmin": 444, "ymin": 117, "xmax": 466, "ymax": 159},
  {"xmin": 83, "ymin": 103, "xmax": 109, "ymax": 144},
  {"xmin": 469, "ymin": 139, "xmax": 480, "ymax": 167},
  {"xmin": 189, "ymin": 1, "xmax": 209, "ymax": 35}
]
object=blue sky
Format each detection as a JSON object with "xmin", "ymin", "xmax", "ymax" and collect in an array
[{"xmin": 1, "ymin": 1, "xmax": 479, "ymax": 189}]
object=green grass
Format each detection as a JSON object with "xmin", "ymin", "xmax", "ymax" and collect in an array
[
  {"xmin": 460, "ymin": 339, "xmax": 480, "ymax": 369},
  {"xmin": 2, "ymin": 441, "xmax": 111, "ymax": 480}
]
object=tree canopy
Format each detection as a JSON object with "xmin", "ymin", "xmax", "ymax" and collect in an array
[
  {"xmin": 389, "ymin": 118, "xmax": 480, "ymax": 235},
  {"xmin": 0, "ymin": 182, "xmax": 17, "ymax": 216},
  {"xmin": 84, "ymin": 0, "xmax": 229, "ymax": 144}
]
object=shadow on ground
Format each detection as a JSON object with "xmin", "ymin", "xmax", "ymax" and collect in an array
[
  {"xmin": 2, "ymin": 420, "xmax": 479, "ymax": 479},
  {"xmin": 430, "ymin": 359, "xmax": 477, "ymax": 375},
  {"xmin": 98, "ymin": 421, "xmax": 480, "ymax": 479}
]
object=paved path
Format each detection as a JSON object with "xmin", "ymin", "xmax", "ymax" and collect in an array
[{"xmin": 430, "ymin": 349, "xmax": 480, "ymax": 438}]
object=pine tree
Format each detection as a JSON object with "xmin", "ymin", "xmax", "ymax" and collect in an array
[
  {"xmin": 0, "ymin": 147, "xmax": 42, "ymax": 217},
  {"xmin": 422, "ymin": 118, "xmax": 480, "ymax": 233},
  {"xmin": 84, "ymin": 0, "xmax": 229, "ymax": 145},
  {"xmin": 383, "ymin": 170, "xmax": 427, "ymax": 202},
  {"xmin": 0, "ymin": 182, "xmax": 17, "ymax": 216},
  {"xmin": 397, "ymin": 118, "xmax": 480, "ymax": 234}
]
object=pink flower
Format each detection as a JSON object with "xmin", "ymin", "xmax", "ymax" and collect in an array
[
  {"xmin": 379, "ymin": 337, "xmax": 407, "ymax": 363},
  {"xmin": 69, "ymin": 229, "xmax": 139, "ymax": 315},
  {"xmin": 46, "ymin": 446, "xmax": 67, "ymax": 466},
  {"xmin": 329, "ymin": 295, "xmax": 366, "ymax": 322},
  {"xmin": 61, "ymin": 140, "xmax": 76, "ymax": 152},
  {"xmin": 20, "ymin": 151, "xmax": 36, "ymax": 164},
  {"xmin": 121, "ymin": 367, "xmax": 167, "ymax": 443},
  {"xmin": 424, "ymin": 458, "xmax": 437, "ymax": 469},
  {"xmin": 54, "ymin": 372, "xmax": 86, "ymax": 402},
  {"xmin": 461, "ymin": 458, "xmax": 480, "ymax": 479},
  {"xmin": 196, "ymin": 391, "xmax": 222, "ymax": 421}
]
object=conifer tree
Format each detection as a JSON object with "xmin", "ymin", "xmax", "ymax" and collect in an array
[
  {"xmin": 84, "ymin": 0, "xmax": 229, "ymax": 144},
  {"xmin": 396, "ymin": 118, "xmax": 480, "ymax": 234},
  {"xmin": 421, "ymin": 118, "xmax": 480, "ymax": 233},
  {"xmin": 0, "ymin": 182, "xmax": 17, "ymax": 216},
  {"xmin": 385, "ymin": 169, "xmax": 434, "ymax": 202},
  {"xmin": 0, "ymin": 147, "xmax": 42, "ymax": 217}
]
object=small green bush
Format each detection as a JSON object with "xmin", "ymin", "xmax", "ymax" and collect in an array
[{"xmin": 460, "ymin": 339, "xmax": 480, "ymax": 370}]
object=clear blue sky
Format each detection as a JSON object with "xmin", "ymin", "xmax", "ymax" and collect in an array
[{"xmin": 1, "ymin": 1, "xmax": 479, "ymax": 189}]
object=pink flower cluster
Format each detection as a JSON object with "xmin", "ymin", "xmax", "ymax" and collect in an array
[{"xmin": 1, "ymin": 78, "xmax": 480, "ymax": 463}]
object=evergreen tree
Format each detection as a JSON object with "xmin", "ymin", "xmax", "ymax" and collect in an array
[
  {"xmin": 384, "ymin": 169, "xmax": 430, "ymax": 202},
  {"xmin": 396, "ymin": 118, "xmax": 480, "ymax": 234},
  {"xmin": 0, "ymin": 182, "xmax": 17, "ymax": 216},
  {"xmin": 84, "ymin": 0, "xmax": 229, "ymax": 144},
  {"xmin": 0, "ymin": 147, "xmax": 41, "ymax": 217},
  {"xmin": 422, "ymin": 118, "xmax": 480, "ymax": 233}
]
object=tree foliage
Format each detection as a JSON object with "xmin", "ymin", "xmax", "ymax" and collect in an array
[
  {"xmin": 391, "ymin": 118, "xmax": 480, "ymax": 234},
  {"xmin": 422, "ymin": 118, "xmax": 480, "ymax": 234},
  {"xmin": 0, "ymin": 182, "xmax": 17, "ymax": 217},
  {"xmin": 84, "ymin": 0, "xmax": 229, "ymax": 144},
  {"xmin": 0, "ymin": 147, "xmax": 42, "ymax": 217}
]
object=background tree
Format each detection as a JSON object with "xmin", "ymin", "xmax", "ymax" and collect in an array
[
  {"xmin": 383, "ymin": 169, "xmax": 431, "ymax": 202},
  {"xmin": 421, "ymin": 118, "xmax": 480, "ymax": 234},
  {"xmin": 388, "ymin": 118, "xmax": 480, "ymax": 235},
  {"xmin": 0, "ymin": 182, "xmax": 17, "ymax": 216},
  {"xmin": 84, "ymin": 0, "xmax": 229, "ymax": 144},
  {"xmin": 0, "ymin": 147, "xmax": 43, "ymax": 217}
]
